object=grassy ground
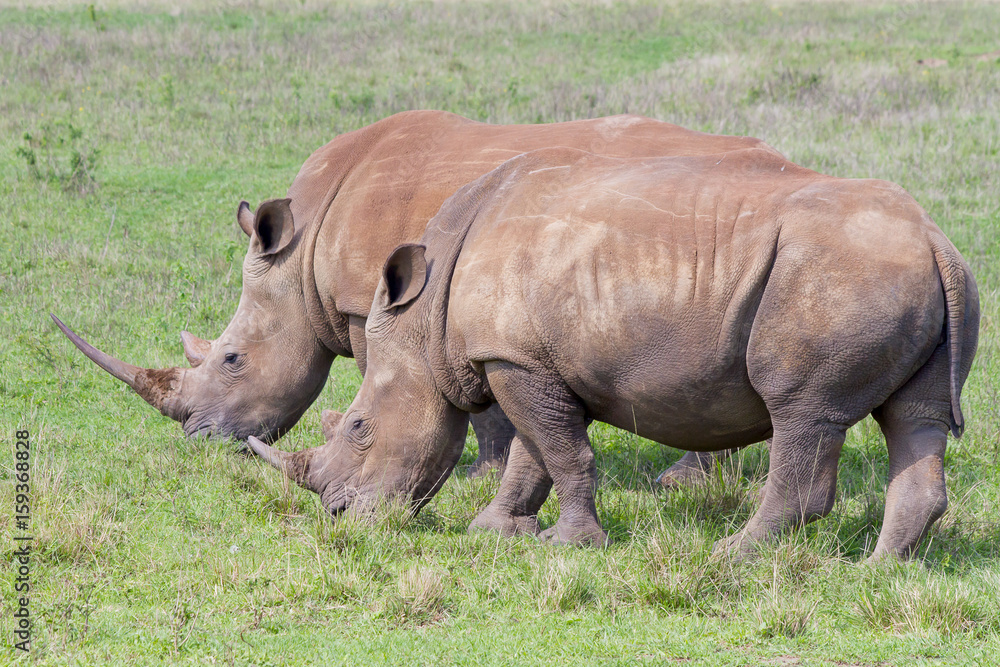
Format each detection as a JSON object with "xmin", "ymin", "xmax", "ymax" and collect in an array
[{"xmin": 2, "ymin": 1, "xmax": 999, "ymax": 664}]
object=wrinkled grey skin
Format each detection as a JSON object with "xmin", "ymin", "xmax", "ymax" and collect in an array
[
  {"xmin": 54, "ymin": 198, "xmax": 335, "ymax": 442},
  {"xmin": 252, "ymin": 146, "xmax": 978, "ymax": 560},
  {"xmin": 54, "ymin": 110, "xmax": 769, "ymax": 479}
]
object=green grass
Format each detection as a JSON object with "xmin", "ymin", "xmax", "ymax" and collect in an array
[{"xmin": 2, "ymin": 0, "xmax": 1000, "ymax": 664}]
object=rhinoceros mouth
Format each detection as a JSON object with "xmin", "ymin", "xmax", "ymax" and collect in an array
[
  {"xmin": 184, "ymin": 422, "xmax": 220, "ymax": 440},
  {"xmin": 179, "ymin": 411, "xmax": 228, "ymax": 440},
  {"xmin": 324, "ymin": 501, "xmax": 349, "ymax": 518},
  {"xmin": 320, "ymin": 483, "xmax": 355, "ymax": 518},
  {"xmin": 183, "ymin": 414, "xmax": 282, "ymax": 444}
]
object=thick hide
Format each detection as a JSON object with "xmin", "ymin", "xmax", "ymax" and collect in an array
[
  {"xmin": 58, "ymin": 111, "xmax": 773, "ymax": 476},
  {"xmin": 261, "ymin": 146, "xmax": 977, "ymax": 560}
]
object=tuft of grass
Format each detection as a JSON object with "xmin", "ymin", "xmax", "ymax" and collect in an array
[
  {"xmin": 530, "ymin": 554, "xmax": 599, "ymax": 613},
  {"xmin": 752, "ymin": 584, "xmax": 818, "ymax": 640},
  {"xmin": 857, "ymin": 565, "xmax": 1000, "ymax": 637},
  {"xmin": 641, "ymin": 525, "xmax": 715, "ymax": 612},
  {"xmin": 382, "ymin": 565, "xmax": 450, "ymax": 625},
  {"xmin": 749, "ymin": 546, "xmax": 823, "ymax": 639}
]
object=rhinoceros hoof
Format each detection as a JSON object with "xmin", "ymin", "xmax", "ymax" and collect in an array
[
  {"xmin": 466, "ymin": 458, "xmax": 505, "ymax": 479},
  {"xmin": 538, "ymin": 523, "xmax": 609, "ymax": 548},
  {"xmin": 655, "ymin": 464, "xmax": 709, "ymax": 490},
  {"xmin": 469, "ymin": 508, "xmax": 540, "ymax": 537},
  {"xmin": 711, "ymin": 532, "xmax": 759, "ymax": 560}
]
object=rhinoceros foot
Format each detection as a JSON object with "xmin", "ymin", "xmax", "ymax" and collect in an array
[
  {"xmin": 466, "ymin": 458, "xmax": 505, "ymax": 479},
  {"xmin": 468, "ymin": 506, "xmax": 540, "ymax": 537},
  {"xmin": 538, "ymin": 522, "xmax": 609, "ymax": 548},
  {"xmin": 656, "ymin": 449, "xmax": 740, "ymax": 490},
  {"xmin": 467, "ymin": 405, "xmax": 516, "ymax": 478},
  {"xmin": 711, "ymin": 532, "xmax": 760, "ymax": 560},
  {"xmin": 656, "ymin": 459, "xmax": 711, "ymax": 490}
]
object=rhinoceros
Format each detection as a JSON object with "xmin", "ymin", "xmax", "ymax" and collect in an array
[
  {"xmin": 248, "ymin": 146, "xmax": 978, "ymax": 559},
  {"xmin": 54, "ymin": 110, "xmax": 772, "ymax": 477}
]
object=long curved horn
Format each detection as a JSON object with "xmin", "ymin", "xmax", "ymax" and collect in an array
[
  {"xmin": 51, "ymin": 314, "xmax": 186, "ymax": 420},
  {"xmin": 247, "ymin": 436, "xmax": 317, "ymax": 490}
]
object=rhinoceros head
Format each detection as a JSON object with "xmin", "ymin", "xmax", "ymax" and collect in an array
[
  {"xmin": 55, "ymin": 198, "xmax": 335, "ymax": 442},
  {"xmin": 247, "ymin": 243, "xmax": 470, "ymax": 515}
]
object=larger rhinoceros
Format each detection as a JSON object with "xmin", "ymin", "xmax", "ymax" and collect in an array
[
  {"xmin": 249, "ymin": 146, "xmax": 978, "ymax": 559},
  {"xmin": 55, "ymin": 110, "xmax": 772, "ymax": 476}
]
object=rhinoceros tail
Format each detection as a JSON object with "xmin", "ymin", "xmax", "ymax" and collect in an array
[{"xmin": 930, "ymin": 239, "xmax": 968, "ymax": 438}]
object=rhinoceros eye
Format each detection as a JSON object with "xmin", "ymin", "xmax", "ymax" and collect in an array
[
  {"xmin": 343, "ymin": 413, "xmax": 374, "ymax": 449},
  {"xmin": 223, "ymin": 352, "xmax": 239, "ymax": 364}
]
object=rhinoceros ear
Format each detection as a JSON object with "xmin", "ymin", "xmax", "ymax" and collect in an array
[
  {"xmin": 381, "ymin": 243, "xmax": 427, "ymax": 309},
  {"xmin": 237, "ymin": 201, "xmax": 255, "ymax": 238},
  {"xmin": 252, "ymin": 198, "xmax": 296, "ymax": 256}
]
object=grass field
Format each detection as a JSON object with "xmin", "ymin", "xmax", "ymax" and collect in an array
[{"xmin": 2, "ymin": 1, "xmax": 1000, "ymax": 664}]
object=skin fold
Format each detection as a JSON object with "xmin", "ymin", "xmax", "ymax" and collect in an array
[
  {"xmin": 251, "ymin": 146, "xmax": 978, "ymax": 560},
  {"xmin": 56, "ymin": 110, "xmax": 772, "ymax": 478}
]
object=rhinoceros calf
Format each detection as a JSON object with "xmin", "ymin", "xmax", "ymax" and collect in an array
[
  {"xmin": 249, "ymin": 146, "xmax": 978, "ymax": 559},
  {"xmin": 55, "ymin": 110, "xmax": 770, "ymax": 477}
]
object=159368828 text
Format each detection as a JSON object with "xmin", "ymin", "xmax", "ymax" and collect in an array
[{"xmin": 13, "ymin": 429, "xmax": 32, "ymax": 654}]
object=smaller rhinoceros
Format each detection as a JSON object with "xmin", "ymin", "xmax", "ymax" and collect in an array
[
  {"xmin": 54, "ymin": 110, "xmax": 770, "ymax": 478},
  {"xmin": 249, "ymin": 145, "xmax": 978, "ymax": 559}
]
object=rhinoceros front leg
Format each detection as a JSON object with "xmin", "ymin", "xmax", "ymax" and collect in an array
[
  {"xmin": 469, "ymin": 433, "xmax": 551, "ymax": 536},
  {"xmin": 715, "ymin": 419, "xmax": 846, "ymax": 557},
  {"xmin": 468, "ymin": 405, "xmax": 516, "ymax": 478},
  {"xmin": 485, "ymin": 361, "xmax": 608, "ymax": 547}
]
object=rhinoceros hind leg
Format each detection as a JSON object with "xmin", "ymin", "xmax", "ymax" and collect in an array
[
  {"xmin": 469, "ymin": 433, "xmax": 550, "ymax": 536},
  {"xmin": 867, "ymin": 341, "xmax": 956, "ymax": 561},
  {"xmin": 715, "ymin": 420, "xmax": 846, "ymax": 557},
  {"xmin": 468, "ymin": 404, "xmax": 516, "ymax": 478},
  {"xmin": 485, "ymin": 361, "xmax": 607, "ymax": 548},
  {"xmin": 868, "ymin": 415, "xmax": 948, "ymax": 561}
]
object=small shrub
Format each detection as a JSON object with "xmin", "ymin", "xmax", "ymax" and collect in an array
[{"xmin": 16, "ymin": 120, "xmax": 100, "ymax": 195}]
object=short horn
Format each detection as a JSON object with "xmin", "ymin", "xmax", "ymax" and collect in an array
[
  {"xmin": 247, "ymin": 436, "xmax": 316, "ymax": 490},
  {"xmin": 52, "ymin": 314, "xmax": 185, "ymax": 419},
  {"xmin": 180, "ymin": 331, "xmax": 212, "ymax": 367},
  {"xmin": 320, "ymin": 409, "xmax": 344, "ymax": 440},
  {"xmin": 247, "ymin": 435, "xmax": 292, "ymax": 470}
]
